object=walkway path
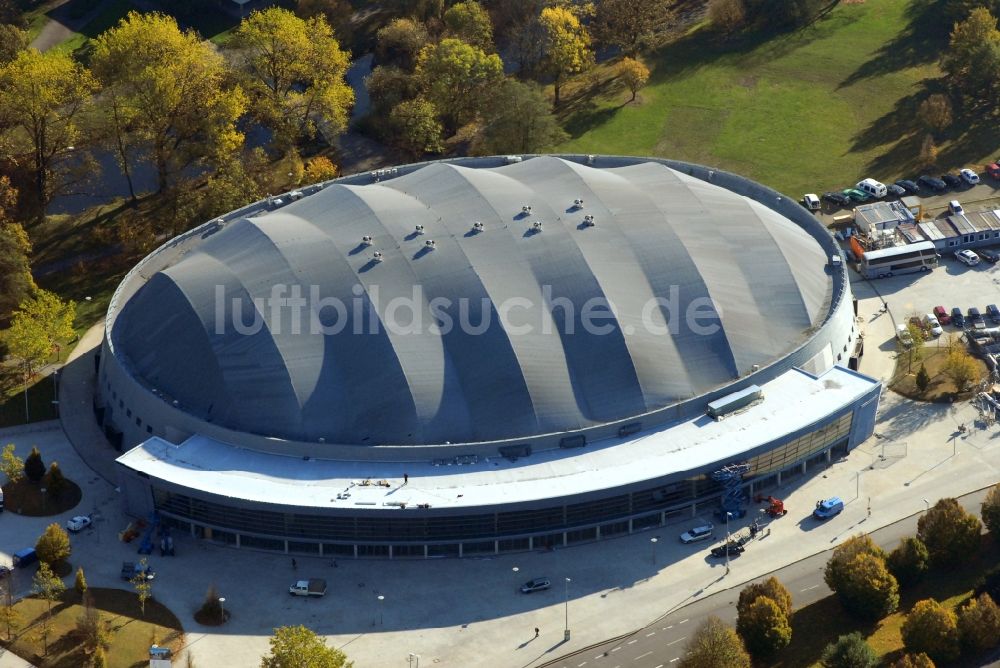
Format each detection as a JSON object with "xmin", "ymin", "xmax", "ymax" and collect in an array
[{"xmin": 29, "ymin": 0, "xmax": 110, "ymax": 52}]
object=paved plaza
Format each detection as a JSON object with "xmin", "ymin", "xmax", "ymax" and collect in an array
[{"xmin": 2, "ymin": 266, "xmax": 1000, "ymax": 667}]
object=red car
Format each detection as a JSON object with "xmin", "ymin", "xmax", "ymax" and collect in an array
[
  {"xmin": 933, "ymin": 305, "xmax": 951, "ymax": 325},
  {"xmin": 988, "ymin": 163, "xmax": 1000, "ymax": 180}
]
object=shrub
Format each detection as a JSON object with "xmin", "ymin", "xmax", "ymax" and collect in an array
[
  {"xmin": 887, "ymin": 537, "xmax": 929, "ymax": 587},
  {"xmin": 901, "ymin": 599, "xmax": 960, "ymax": 664},
  {"xmin": 35, "ymin": 523, "xmax": 71, "ymax": 566},
  {"xmin": 679, "ymin": 615, "xmax": 751, "ymax": 668},
  {"xmin": 958, "ymin": 592, "xmax": 1000, "ymax": 652},
  {"xmin": 889, "ymin": 653, "xmax": 935, "ymax": 668},
  {"xmin": 820, "ymin": 632, "xmax": 878, "ymax": 668},
  {"xmin": 42, "ymin": 461, "xmax": 66, "ymax": 496},
  {"xmin": 74, "ymin": 566, "xmax": 87, "ymax": 595},
  {"xmin": 974, "ymin": 564, "xmax": 1000, "ymax": 604},
  {"xmin": 917, "ymin": 498, "xmax": 982, "ymax": 567},
  {"xmin": 23, "ymin": 446, "xmax": 44, "ymax": 483},
  {"xmin": 736, "ymin": 596, "xmax": 791, "ymax": 658}
]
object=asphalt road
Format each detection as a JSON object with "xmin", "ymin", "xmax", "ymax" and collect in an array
[{"xmin": 543, "ymin": 489, "xmax": 992, "ymax": 668}]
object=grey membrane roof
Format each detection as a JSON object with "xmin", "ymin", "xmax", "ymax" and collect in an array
[
  {"xmin": 116, "ymin": 366, "xmax": 879, "ymax": 510},
  {"xmin": 112, "ymin": 156, "xmax": 832, "ymax": 446}
]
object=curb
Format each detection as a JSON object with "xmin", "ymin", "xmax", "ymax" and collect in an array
[{"xmin": 0, "ymin": 420, "xmax": 61, "ymax": 437}]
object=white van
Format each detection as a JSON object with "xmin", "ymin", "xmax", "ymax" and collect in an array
[{"xmin": 856, "ymin": 178, "xmax": 888, "ymax": 199}]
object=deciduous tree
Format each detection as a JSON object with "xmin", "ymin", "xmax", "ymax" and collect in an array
[
  {"xmin": 591, "ymin": 0, "xmax": 671, "ymax": 54},
  {"xmin": 414, "ymin": 38, "xmax": 503, "ymax": 132},
  {"xmin": 389, "ymin": 98, "xmax": 443, "ymax": 159},
  {"xmin": 75, "ymin": 566, "xmax": 87, "ymax": 596},
  {"xmin": 618, "ymin": 57, "xmax": 650, "ymax": 102},
  {"xmin": 131, "ymin": 557, "xmax": 153, "ymax": 617},
  {"xmin": 76, "ymin": 593, "xmax": 110, "ymax": 655},
  {"xmin": 0, "ymin": 48, "xmax": 97, "ymax": 215},
  {"xmin": 1, "ymin": 443, "xmax": 24, "ymax": 484},
  {"xmin": 234, "ymin": 8, "xmax": 353, "ymax": 149},
  {"xmin": 917, "ymin": 497, "xmax": 982, "ymax": 567},
  {"xmin": 737, "ymin": 577, "xmax": 793, "ymax": 619},
  {"xmin": 443, "ymin": 1, "xmax": 494, "ymax": 52},
  {"xmin": 678, "ymin": 616, "xmax": 751, "ymax": 668},
  {"xmin": 0, "ymin": 23, "xmax": 28, "ymax": 64},
  {"xmin": 260, "ymin": 625, "xmax": 352, "ymax": 668},
  {"xmin": 42, "ymin": 461, "xmax": 66, "ymax": 497},
  {"xmin": 708, "ymin": 0, "xmax": 748, "ymax": 35},
  {"xmin": 474, "ymin": 79, "xmax": 567, "ymax": 154},
  {"xmin": 976, "ymin": 564, "xmax": 1000, "ymax": 604},
  {"xmin": 825, "ymin": 534, "xmax": 887, "ymax": 593},
  {"xmin": 941, "ymin": 8, "xmax": 1000, "ymax": 105},
  {"xmin": 917, "ymin": 94, "xmax": 953, "ymax": 135},
  {"xmin": 539, "ymin": 6, "xmax": 594, "ymax": 107},
  {"xmin": 304, "ymin": 156, "xmax": 338, "ymax": 183},
  {"xmin": 942, "ymin": 347, "xmax": 979, "ymax": 392},
  {"xmin": 826, "ymin": 542, "xmax": 899, "ymax": 621},
  {"xmin": 35, "ymin": 522, "xmax": 71, "ymax": 566},
  {"xmin": 92, "ymin": 12, "xmax": 248, "ymax": 197},
  {"xmin": 982, "ymin": 483, "xmax": 1000, "ymax": 540},
  {"xmin": 890, "ymin": 652, "xmax": 935, "ymax": 668},
  {"xmin": 887, "ymin": 537, "xmax": 929, "ymax": 587},
  {"xmin": 919, "ymin": 134, "xmax": 938, "ymax": 168},
  {"xmin": 736, "ymin": 596, "xmax": 791, "ymax": 658},
  {"xmin": 820, "ymin": 632, "xmax": 878, "ymax": 668},
  {"xmin": 902, "ymin": 598, "xmax": 960, "ymax": 664},
  {"xmin": 0, "ymin": 580, "xmax": 20, "ymax": 641},
  {"xmin": 0, "ymin": 176, "xmax": 37, "ymax": 321},
  {"xmin": 958, "ymin": 592, "xmax": 1000, "ymax": 652},
  {"xmin": 376, "ymin": 18, "xmax": 431, "ymax": 70},
  {"xmin": 31, "ymin": 561, "xmax": 65, "ymax": 655}
]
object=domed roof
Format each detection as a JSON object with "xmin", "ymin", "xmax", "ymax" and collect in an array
[{"xmin": 112, "ymin": 156, "xmax": 832, "ymax": 445}]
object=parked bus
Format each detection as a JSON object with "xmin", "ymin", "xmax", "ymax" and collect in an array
[{"xmin": 858, "ymin": 241, "xmax": 938, "ymax": 279}]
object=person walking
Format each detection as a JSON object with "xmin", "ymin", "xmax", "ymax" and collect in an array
[
  {"xmin": 534, "ymin": 627, "xmax": 539, "ymax": 638},
  {"xmin": 292, "ymin": 558, "xmax": 297, "ymax": 570}
]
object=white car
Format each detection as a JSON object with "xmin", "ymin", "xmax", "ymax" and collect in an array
[
  {"xmin": 66, "ymin": 515, "xmax": 92, "ymax": 532},
  {"xmin": 960, "ymin": 168, "xmax": 980, "ymax": 185},
  {"xmin": 802, "ymin": 193, "xmax": 820, "ymax": 211},
  {"xmin": 679, "ymin": 524, "xmax": 715, "ymax": 544},
  {"xmin": 923, "ymin": 313, "xmax": 943, "ymax": 337},
  {"xmin": 949, "ymin": 200, "xmax": 965, "ymax": 216},
  {"xmin": 955, "ymin": 249, "xmax": 979, "ymax": 266}
]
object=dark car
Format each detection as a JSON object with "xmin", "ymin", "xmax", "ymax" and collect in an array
[
  {"xmin": 822, "ymin": 191, "xmax": 852, "ymax": 207},
  {"xmin": 969, "ymin": 307, "xmax": 986, "ymax": 330},
  {"xmin": 941, "ymin": 173, "xmax": 963, "ymax": 188},
  {"xmin": 519, "ymin": 577, "xmax": 551, "ymax": 593},
  {"xmin": 980, "ymin": 248, "xmax": 1000, "ymax": 263},
  {"xmin": 710, "ymin": 542, "xmax": 745, "ymax": 558},
  {"xmin": 987, "ymin": 304, "xmax": 1000, "ymax": 324},
  {"xmin": 918, "ymin": 175, "xmax": 947, "ymax": 191},
  {"xmin": 951, "ymin": 307, "xmax": 966, "ymax": 329},
  {"xmin": 895, "ymin": 179, "xmax": 920, "ymax": 194},
  {"xmin": 887, "ymin": 183, "xmax": 907, "ymax": 197}
]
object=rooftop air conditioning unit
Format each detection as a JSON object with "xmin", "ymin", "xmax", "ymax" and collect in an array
[
  {"xmin": 573, "ymin": 198, "xmax": 584, "ymax": 208},
  {"xmin": 414, "ymin": 224, "xmax": 425, "ymax": 234},
  {"xmin": 425, "ymin": 239, "xmax": 436, "ymax": 249},
  {"xmin": 472, "ymin": 221, "xmax": 484, "ymax": 232},
  {"xmin": 373, "ymin": 251, "xmax": 384, "ymax": 262},
  {"xmin": 504, "ymin": 155, "xmax": 523, "ymax": 164},
  {"xmin": 582, "ymin": 215, "xmax": 595, "ymax": 227},
  {"xmin": 532, "ymin": 221, "xmax": 543, "ymax": 232},
  {"xmin": 361, "ymin": 235, "xmax": 373, "ymax": 246},
  {"xmin": 521, "ymin": 205, "xmax": 532, "ymax": 214}
]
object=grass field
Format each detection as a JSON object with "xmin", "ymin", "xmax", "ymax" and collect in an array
[
  {"xmin": 769, "ymin": 538, "xmax": 999, "ymax": 667},
  {"xmin": 558, "ymin": 0, "xmax": 999, "ymax": 197},
  {"xmin": 47, "ymin": 0, "xmax": 137, "ymax": 57}
]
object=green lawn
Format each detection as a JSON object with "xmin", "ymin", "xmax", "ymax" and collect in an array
[
  {"xmin": 0, "ymin": 375, "xmax": 59, "ymax": 428},
  {"xmin": 48, "ymin": 0, "xmax": 137, "ymax": 57},
  {"xmin": 558, "ymin": 0, "xmax": 996, "ymax": 197}
]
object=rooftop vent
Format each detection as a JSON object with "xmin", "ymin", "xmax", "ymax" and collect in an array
[
  {"xmin": 532, "ymin": 221, "xmax": 543, "ymax": 232},
  {"xmin": 361, "ymin": 235, "xmax": 373, "ymax": 246},
  {"xmin": 582, "ymin": 215, "xmax": 595, "ymax": 227},
  {"xmin": 414, "ymin": 224, "xmax": 425, "ymax": 234},
  {"xmin": 521, "ymin": 205, "xmax": 532, "ymax": 215},
  {"xmin": 504, "ymin": 155, "xmax": 523, "ymax": 164},
  {"xmin": 573, "ymin": 198, "xmax": 584, "ymax": 208},
  {"xmin": 472, "ymin": 221, "xmax": 484, "ymax": 232},
  {"xmin": 425, "ymin": 239, "xmax": 436, "ymax": 249},
  {"xmin": 586, "ymin": 154, "xmax": 596, "ymax": 165},
  {"xmin": 372, "ymin": 251, "xmax": 384, "ymax": 262}
]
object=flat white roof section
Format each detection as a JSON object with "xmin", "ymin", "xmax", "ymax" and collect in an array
[{"xmin": 118, "ymin": 366, "xmax": 879, "ymax": 511}]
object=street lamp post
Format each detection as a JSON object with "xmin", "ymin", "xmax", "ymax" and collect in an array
[
  {"xmin": 377, "ymin": 594, "xmax": 384, "ymax": 626},
  {"xmin": 40, "ymin": 487, "xmax": 47, "ymax": 513},
  {"xmin": 563, "ymin": 578, "xmax": 571, "ymax": 641},
  {"xmin": 218, "ymin": 597, "xmax": 225, "ymax": 624},
  {"xmin": 408, "ymin": 654, "xmax": 420, "ymax": 668},
  {"xmin": 922, "ymin": 498, "xmax": 930, "ymax": 513},
  {"xmin": 725, "ymin": 511, "xmax": 731, "ymax": 575},
  {"xmin": 650, "ymin": 537, "xmax": 658, "ymax": 565}
]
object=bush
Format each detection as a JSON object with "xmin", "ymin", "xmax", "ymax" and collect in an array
[
  {"xmin": 917, "ymin": 498, "xmax": 982, "ymax": 567},
  {"xmin": 901, "ymin": 599, "xmax": 960, "ymax": 664},
  {"xmin": 23, "ymin": 446, "xmax": 44, "ymax": 483},
  {"xmin": 74, "ymin": 566, "xmax": 87, "ymax": 595},
  {"xmin": 197, "ymin": 584, "xmax": 223, "ymax": 622},
  {"xmin": 737, "ymin": 577, "xmax": 792, "ymax": 618},
  {"xmin": 736, "ymin": 596, "xmax": 791, "ymax": 658},
  {"xmin": 303, "ymin": 156, "xmax": 338, "ymax": 184},
  {"xmin": 42, "ymin": 461, "xmax": 66, "ymax": 497},
  {"xmin": 820, "ymin": 632, "xmax": 878, "ymax": 668},
  {"xmin": 825, "ymin": 537, "xmax": 898, "ymax": 621},
  {"xmin": 887, "ymin": 537, "xmax": 929, "ymax": 587},
  {"xmin": 679, "ymin": 615, "xmax": 751, "ymax": 668},
  {"xmin": 35, "ymin": 522, "xmax": 71, "ymax": 566},
  {"xmin": 958, "ymin": 592, "xmax": 1000, "ymax": 652},
  {"xmin": 708, "ymin": 0, "xmax": 747, "ymax": 34},
  {"xmin": 890, "ymin": 653, "xmax": 935, "ymax": 668}
]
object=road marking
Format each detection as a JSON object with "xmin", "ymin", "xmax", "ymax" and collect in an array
[
  {"xmin": 670, "ymin": 658, "xmax": 680, "ymax": 663},
  {"xmin": 634, "ymin": 652, "xmax": 653, "ymax": 661},
  {"xmin": 801, "ymin": 584, "xmax": 820, "ymax": 592},
  {"xmin": 578, "ymin": 662, "xmax": 587, "ymax": 667},
  {"xmin": 595, "ymin": 654, "xmax": 606, "ymax": 660},
  {"xmin": 611, "ymin": 647, "xmax": 622, "ymax": 653},
  {"xmin": 646, "ymin": 631, "xmax": 656, "ymax": 637},
  {"xmin": 666, "ymin": 637, "xmax": 686, "ymax": 646},
  {"xmin": 655, "ymin": 665, "xmax": 664, "ymax": 668},
  {"xmin": 627, "ymin": 639, "xmax": 637, "ymax": 645},
  {"xmin": 666, "ymin": 625, "xmax": 673, "ymax": 629},
  {"xmin": 679, "ymin": 618, "xmax": 689, "ymax": 624}
]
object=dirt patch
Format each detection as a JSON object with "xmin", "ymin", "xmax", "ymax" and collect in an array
[
  {"xmin": 890, "ymin": 346, "xmax": 989, "ymax": 402},
  {"xmin": 1, "ymin": 477, "xmax": 82, "ymax": 517}
]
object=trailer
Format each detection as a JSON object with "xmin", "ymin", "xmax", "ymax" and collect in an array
[{"xmin": 706, "ymin": 385, "xmax": 763, "ymax": 420}]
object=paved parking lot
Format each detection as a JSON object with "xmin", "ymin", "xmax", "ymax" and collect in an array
[{"xmin": 815, "ymin": 178, "xmax": 1000, "ymax": 224}]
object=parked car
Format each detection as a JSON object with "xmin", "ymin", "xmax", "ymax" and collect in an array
[
  {"xmin": 933, "ymin": 305, "xmax": 951, "ymax": 325},
  {"xmin": 955, "ymin": 249, "xmax": 979, "ymax": 266},
  {"xmin": 951, "ymin": 307, "xmax": 966, "ymax": 328},
  {"xmin": 987, "ymin": 304, "xmax": 1000, "ymax": 324},
  {"xmin": 960, "ymin": 168, "xmax": 981, "ymax": 185},
  {"xmin": 968, "ymin": 307, "xmax": 986, "ymax": 330},
  {"xmin": 923, "ymin": 313, "xmax": 943, "ymax": 337},
  {"xmin": 895, "ymin": 179, "xmax": 921, "ymax": 194},
  {"xmin": 941, "ymin": 173, "xmax": 963, "ymax": 188},
  {"xmin": 887, "ymin": 183, "xmax": 907, "ymax": 197},
  {"xmin": 520, "ymin": 577, "xmax": 551, "ymax": 593},
  {"xmin": 979, "ymin": 248, "xmax": 1000, "ymax": 263},
  {"xmin": 949, "ymin": 200, "xmax": 965, "ymax": 216},
  {"xmin": 66, "ymin": 515, "xmax": 92, "ymax": 533},
  {"xmin": 822, "ymin": 191, "xmax": 852, "ymax": 207},
  {"xmin": 120, "ymin": 561, "xmax": 155, "ymax": 581},
  {"xmin": 679, "ymin": 524, "xmax": 715, "ymax": 544},
  {"xmin": 843, "ymin": 188, "xmax": 870, "ymax": 203},
  {"xmin": 856, "ymin": 178, "xmax": 888, "ymax": 199},
  {"xmin": 802, "ymin": 193, "xmax": 821, "ymax": 211},
  {"xmin": 988, "ymin": 163, "xmax": 1000, "ymax": 180},
  {"xmin": 918, "ymin": 175, "xmax": 947, "ymax": 191},
  {"xmin": 710, "ymin": 542, "xmax": 745, "ymax": 558},
  {"xmin": 813, "ymin": 497, "xmax": 845, "ymax": 520}
]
